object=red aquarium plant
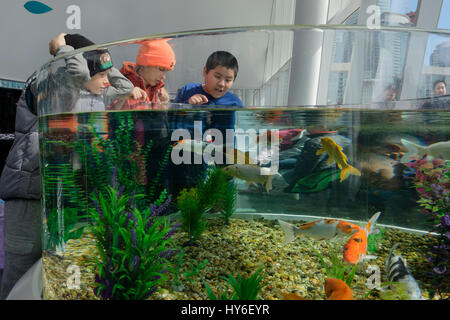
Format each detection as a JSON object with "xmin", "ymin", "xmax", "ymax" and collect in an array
[{"xmin": 405, "ymin": 155, "xmax": 449, "ymax": 298}]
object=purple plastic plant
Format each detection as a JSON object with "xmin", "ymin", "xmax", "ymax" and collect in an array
[
  {"xmin": 405, "ymin": 155, "xmax": 449, "ymax": 297},
  {"xmin": 90, "ymin": 185, "xmax": 179, "ymax": 300}
]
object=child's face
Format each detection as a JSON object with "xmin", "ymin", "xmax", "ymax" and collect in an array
[
  {"xmin": 85, "ymin": 70, "xmax": 110, "ymax": 95},
  {"xmin": 202, "ymin": 65, "xmax": 235, "ymax": 99},
  {"xmin": 140, "ymin": 66, "xmax": 170, "ymax": 87}
]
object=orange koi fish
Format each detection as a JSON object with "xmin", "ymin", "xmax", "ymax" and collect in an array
[
  {"xmin": 278, "ymin": 218, "xmax": 361, "ymax": 242},
  {"xmin": 316, "ymin": 137, "xmax": 361, "ymax": 182},
  {"xmin": 343, "ymin": 211, "xmax": 381, "ymax": 264},
  {"xmin": 324, "ymin": 278, "xmax": 353, "ymax": 300},
  {"xmin": 281, "ymin": 291, "xmax": 306, "ymax": 300}
]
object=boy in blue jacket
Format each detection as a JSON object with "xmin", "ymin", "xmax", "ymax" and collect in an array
[
  {"xmin": 170, "ymin": 51, "xmax": 243, "ymax": 196},
  {"xmin": 175, "ymin": 51, "xmax": 243, "ymax": 107}
]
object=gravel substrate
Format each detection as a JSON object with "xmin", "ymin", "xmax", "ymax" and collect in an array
[{"xmin": 42, "ymin": 217, "xmax": 448, "ymax": 300}]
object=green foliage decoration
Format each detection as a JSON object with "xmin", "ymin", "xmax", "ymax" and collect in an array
[
  {"xmin": 89, "ymin": 186, "xmax": 176, "ymax": 300},
  {"xmin": 314, "ymin": 248, "xmax": 357, "ymax": 287},
  {"xmin": 205, "ymin": 267, "xmax": 267, "ymax": 300}
]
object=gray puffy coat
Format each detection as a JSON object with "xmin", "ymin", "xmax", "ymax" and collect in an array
[
  {"xmin": 0, "ymin": 45, "xmax": 133, "ymax": 200},
  {"xmin": 0, "ymin": 74, "xmax": 40, "ymax": 200}
]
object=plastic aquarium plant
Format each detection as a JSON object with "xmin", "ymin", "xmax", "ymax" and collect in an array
[
  {"xmin": 314, "ymin": 249, "xmax": 357, "ymax": 287},
  {"xmin": 205, "ymin": 267, "xmax": 267, "ymax": 300},
  {"xmin": 177, "ymin": 188, "xmax": 206, "ymax": 245},
  {"xmin": 44, "ymin": 207, "xmax": 86, "ymax": 252},
  {"xmin": 41, "ymin": 162, "xmax": 88, "ymax": 251},
  {"xmin": 89, "ymin": 185, "xmax": 178, "ymax": 300},
  {"xmin": 197, "ymin": 167, "xmax": 237, "ymax": 224},
  {"xmin": 405, "ymin": 156, "xmax": 449, "ymax": 297},
  {"xmin": 367, "ymin": 227, "xmax": 385, "ymax": 254},
  {"xmin": 67, "ymin": 112, "xmax": 173, "ymax": 210}
]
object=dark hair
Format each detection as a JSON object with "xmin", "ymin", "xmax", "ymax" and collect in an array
[
  {"xmin": 205, "ymin": 51, "xmax": 239, "ymax": 79},
  {"xmin": 433, "ymin": 79, "xmax": 446, "ymax": 89}
]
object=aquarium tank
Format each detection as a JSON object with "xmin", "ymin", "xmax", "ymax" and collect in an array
[{"xmin": 36, "ymin": 25, "xmax": 449, "ymax": 300}]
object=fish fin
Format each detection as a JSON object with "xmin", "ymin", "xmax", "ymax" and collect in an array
[
  {"xmin": 316, "ymin": 148, "xmax": 325, "ymax": 156},
  {"xmin": 359, "ymin": 254, "xmax": 378, "ymax": 263},
  {"xmin": 340, "ymin": 165, "xmax": 361, "ymax": 182},
  {"xmin": 386, "ymin": 243, "xmax": 400, "ymax": 269},
  {"xmin": 265, "ymin": 175, "xmax": 274, "ymax": 192},
  {"xmin": 366, "ymin": 211, "xmax": 381, "ymax": 234},
  {"xmin": 327, "ymin": 157, "xmax": 336, "ymax": 166},
  {"xmin": 400, "ymin": 138, "xmax": 424, "ymax": 163},
  {"xmin": 278, "ymin": 220, "xmax": 297, "ymax": 244}
]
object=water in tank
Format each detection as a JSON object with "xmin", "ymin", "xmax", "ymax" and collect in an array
[{"xmin": 36, "ymin": 25, "xmax": 449, "ymax": 300}]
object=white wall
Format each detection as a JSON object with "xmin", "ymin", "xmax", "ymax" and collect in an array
[{"xmin": 0, "ymin": 0, "xmax": 295, "ymax": 83}]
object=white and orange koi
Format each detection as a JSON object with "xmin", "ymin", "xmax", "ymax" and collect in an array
[
  {"xmin": 316, "ymin": 137, "xmax": 361, "ymax": 182},
  {"xmin": 278, "ymin": 217, "xmax": 361, "ymax": 243},
  {"xmin": 222, "ymin": 164, "xmax": 279, "ymax": 192}
]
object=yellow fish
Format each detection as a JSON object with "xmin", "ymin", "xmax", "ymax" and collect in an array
[{"xmin": 316, "ymin": 137, "xmax": 361, "ymax": 182}]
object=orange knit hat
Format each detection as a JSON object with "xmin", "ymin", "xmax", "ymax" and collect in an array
[{"xmin": 136, "ymin": 39, "xmax": 176, "ymax": 70}]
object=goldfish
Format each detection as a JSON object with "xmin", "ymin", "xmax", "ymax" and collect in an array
[
  {"xmin": 316, "ymin": 137, "xmax": 361, "ymax": 182},
  {"xmin": 324, "ymin": 278, "xmax": 353, "ymax": 300},
  {"xmin": 343, "ymin": 211, "xmax": 380, "ymax": 264},
  {"xmin": 277, "ymin": 217, "xmax": 361, "ymax": 242},
  {"xmin": 280, "ymin": 291, "xmax": 306, "ymax": 300},
  {"xmin": 222, "ymin": 164, "xmax": 279, "ymax": 192},
  {"xmin": 384, "ymin": 243, "xmax": 424, "ymax": 300},
  {"xmin": 400, "ymin": 138, "xmax": 450, "ymax": 163}
]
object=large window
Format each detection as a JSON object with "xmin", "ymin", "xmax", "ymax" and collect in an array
[{"xmin": 420, "ymin": 0, "xmax": 450, "ymax": 97}]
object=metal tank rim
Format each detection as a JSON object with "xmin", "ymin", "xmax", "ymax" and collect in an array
[{"xmin": 38, "ymin": 23, "xmax": 450, "ymax": 70}]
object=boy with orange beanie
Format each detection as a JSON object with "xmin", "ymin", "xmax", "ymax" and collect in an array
[
  {"xmin": 120, "ymin": 39, "xmax": 176, "ymax": 106},
  {"xmin": 116, "ymin": 39, "xmax": 176, "ymax": 189}
]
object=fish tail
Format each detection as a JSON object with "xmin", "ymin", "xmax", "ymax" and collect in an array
[
  {"xmin": 366, "ymin": 211, "xmax": 381, "ymax": 234},
  {"xmin": 400, "ymin": 139, "xmax": 425, "ymax": 163},
  {"xmin": 265, "ymin": 175, "xmax": 274, "ymax": 192},
  {"xmin": 278, "ymin": 220, "xmax": 298, "ymax": 244},
  {"xmin": 340, "ymin": 164, "xmax": 361, "ymax": 182}
]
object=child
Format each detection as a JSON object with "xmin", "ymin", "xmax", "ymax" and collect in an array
[
  {"xmin": 114, "ymin": 39, "xmax": 176, "ymax": 190},
  {"xmin": 169, "ymin": 51, "xmax": 243, "ymax": 196},
  {"xmin": 0, "ymin": 33, "xmax": 134, "ymax": 298},
  {"xmin": 119, "ymin": 39, "xmax": 176, "ymax": 107},
  {"xmin": 48, "ymin": 33, "xmax": 135, "ymax": 112},
  {"xmin": 175, "ymin": 51, "xmax": 243, "ymax": 107}
]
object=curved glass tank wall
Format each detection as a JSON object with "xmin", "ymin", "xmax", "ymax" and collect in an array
[{"xmin": 37, "ymin": 25, "xmax": 450, "ymax": 300}]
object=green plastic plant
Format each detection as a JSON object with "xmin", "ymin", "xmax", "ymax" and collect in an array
[
  {"xmin": 41, "ymin": 162, "xmax": 88, "ymax": 250},
  {"xmin": 314, "ymin": 249, "xmax": 357, "ymax": 287},
  {"xmin": 44, "ymin": 207, "xmax": 87, "ymax": 251},
  {"xmin": 205, "ymin": 267, "xmax": 267, "ymax": 300},
  {"xmin": 197, "ymin": 167, "xmax": 237, "ymax": 224},
  {"xmin": 177, "ymin": 188, "xmax": 206, "ymax": 244},
  {"xmin": 89, "ymin": 186, "xmax": 176, "ymax": 300},
  {"xmin": 367, "ymin": 227, "xmax": 385, "ymax": 254},
  {"xmin": 170, "ymin": 248, "xmax": 208, "ymax": 291},
  {"xmin": 184, "ymin": 259, "xmax": 209, "ymax": 284}
]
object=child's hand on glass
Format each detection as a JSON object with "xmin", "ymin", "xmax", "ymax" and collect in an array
[{"xmin": 188, "ymin": 94, "xmax": 208, "ymax": 105}]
